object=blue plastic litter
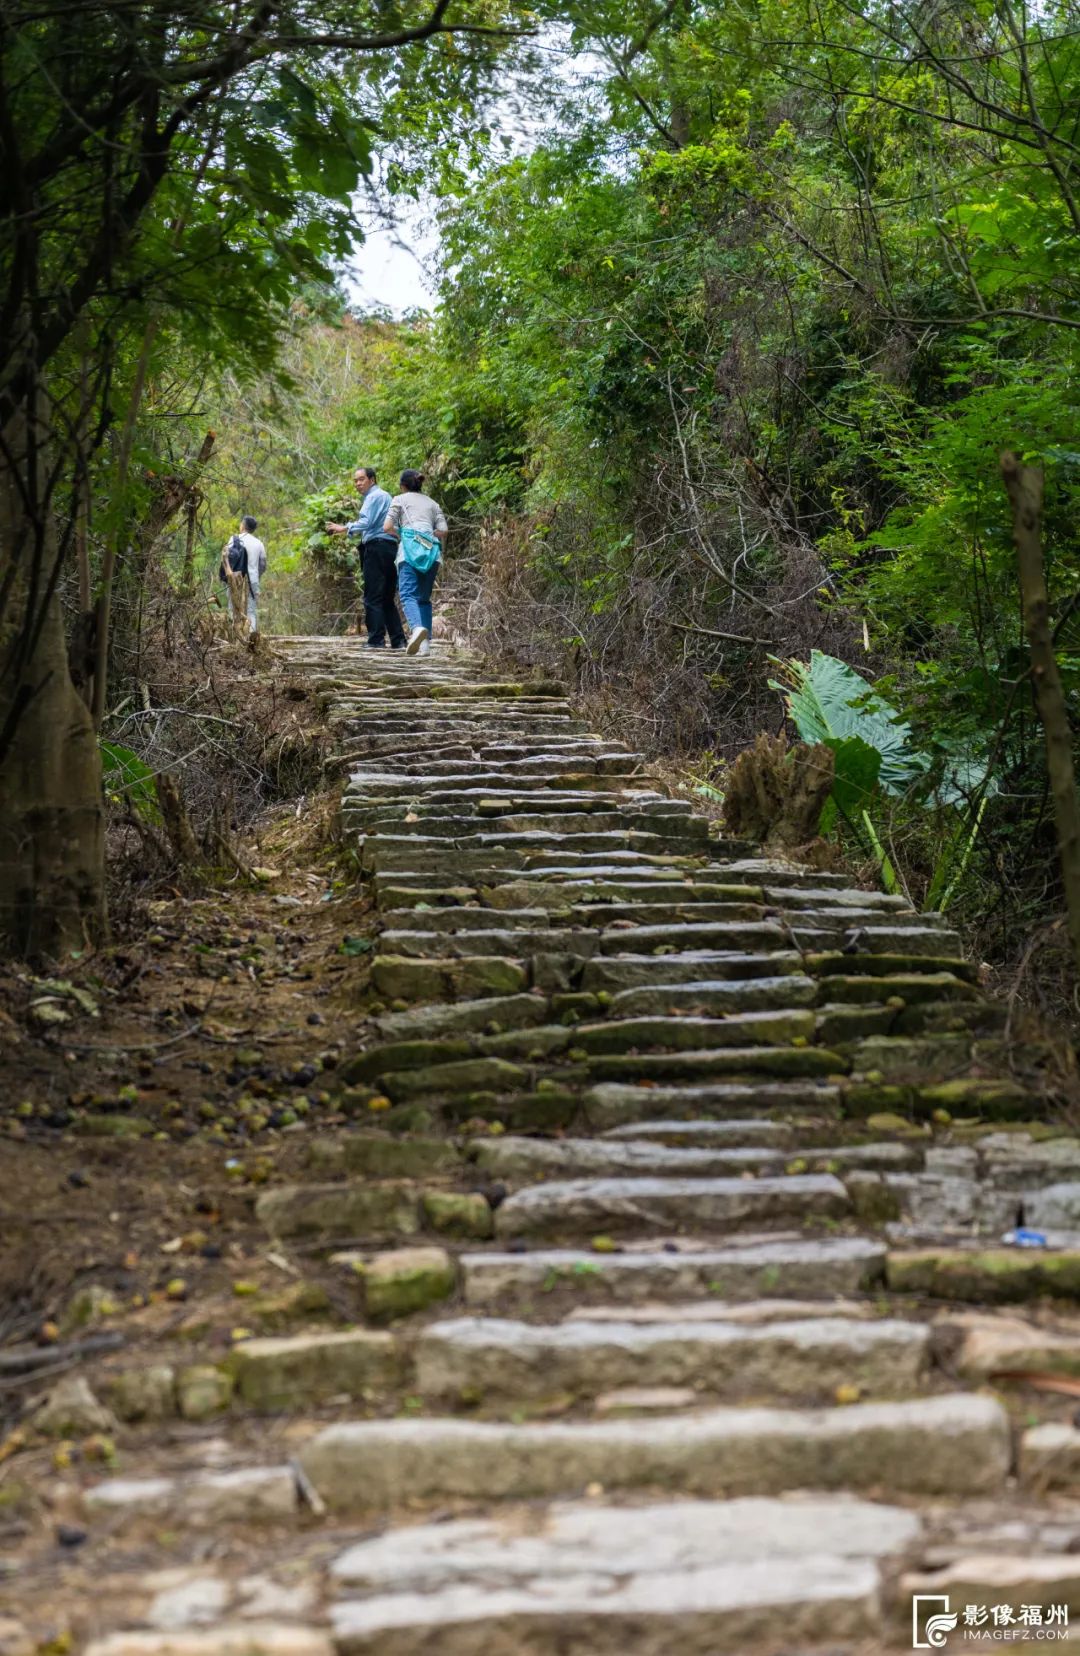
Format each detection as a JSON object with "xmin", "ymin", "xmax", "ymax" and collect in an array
[{"xmin": 1001, "ymin": 1227, "xmax": 1049, "ymax": 1248}]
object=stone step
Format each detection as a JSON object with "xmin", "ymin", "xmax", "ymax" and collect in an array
[
  {"xmin": 460, "ymin": 1236, "xmax": 886, "ymax": 1310},
  {"xmin": 582, "ymin": 1079, "xmax": 843, "ymax": 1128},
  {"xmin": 345, "ymin": 771, "xmax": 649, "ymax": 799},
  {"xmin": 329, "ymin": 1487, "xmax": 919, "ymax": 1585},
  {"xmin": 493, "ymin": 1172, "xmax": 851, "ymax": 1241},
  {"xmin": 372, "ymin": 992, "xmax": 554, "ymax": 1039},
  {"xmin": 349, "ymin": 753, "xmax": 649, "ymax": 777},
  {"xmin": 372, "ymin": 954, "xmax": 529, "ymax": 1000},
  {"xmin": 329, "ymin": 1494, "xmax": 919, "ymax": 1654},
  {"xmin": 467, "ymin": 1133, "xmax": 923, "ymax": 1183},
  {"xmin": 603, "ymin": 977, "xmax": 817, "ymax": 1014},
  {"xmin": 297, "ymin": 1392, "xmax": 1010, "ymax": 1508},
  {"xmin": 888, "ymin": 1246, "xmax": 1080, "ymax": 1302},
  {"xmin": 600, "ymin": 1118, "xmax": 809, "ymax": 1146},
  {"xmin": 415, "ymin": 1312, "xmax": 930, "ymax": 1404},
  {"xmin": 575, "ymin": 1044, "xmax": 847, "ymax": 1084},
  {"xmin": 580, "ymin": 951, "xmax": 807, "ymax": 990},
  {"xmin": 354, "ymin": 812, "xmax": 709, "ymax": 842}
]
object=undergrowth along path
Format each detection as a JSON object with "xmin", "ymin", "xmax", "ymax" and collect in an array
[{"xmin": 6, "ymin": 633, "xmax": 1080, "ymax": 1655}]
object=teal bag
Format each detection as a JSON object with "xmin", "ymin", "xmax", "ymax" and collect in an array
[{"xmin": 400, "ymin": 525, "xmax": 441, "ymax": 573}]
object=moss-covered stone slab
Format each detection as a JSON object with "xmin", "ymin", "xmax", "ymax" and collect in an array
[
  {"xmin": 256, "ymin": 1182, "xmax": 420, "ymax": 1242},
  {"xmin": 229, "ymin": 1330, "xmax": 405, "ymax": 1412},
  {"xmin": 362, "ymin": 1246, "xmax": 457, "ymax": 1322},
  {"xmin": 422, "ymin": 1191, "xmax": 494, "ymax": 1240},
  {"xmin": 372, "ymin": 955, "xmax": 527, "ymax": 1002},
  {"xmin": 106, "ymin": 1365, "xmax": 177, "ymax": 1423},
  {"xmin": 177, "ymin": 1365, "xmax": 234, "ymax": 1421},
  {"xmin": 582, "ymin": 1045, "xmax": 848, "ymax": 1083},
  {"xmin": 383, "ymin": 1057, "xmax": 529, "ymax": 1103},
  {"xmin": 814, "ymin": 972, "xmax": 979, "ymax": 1007},
  {"xmin": 808, "ymin": 952, "xmax": 979, "ymax": 982},
  {"xmin": 343, "ymin": 1039, "xmax": 475, "ymax": 1083},
  {"xmin": 888, "ymin": 1247, "xmax": 1080, "ymax": 1302},
  {"xmin": 606, "ymin": 978, "xmax": 816, "ymax": 1017},
  {"xmin": 373, "ymin": 993, "xmax": 552, "ymax": 1040},
  {"xmin": 913, "ymin": 1079, "xmax": 1035, "ymax": 1120}
]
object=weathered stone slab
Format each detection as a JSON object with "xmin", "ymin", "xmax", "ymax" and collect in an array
[
  {"xmin": 373, "ymin": 994, "xmax": 552, "ymax": 1039},
  {"xmin": 372, "ymin": 955, "xmax": 528, "ymax": 1001},
  {"xmin": 330, "ymin": 1559, "xmax": 883, "ymax": 1655},
  {"xmin": 415, "ymin": 1314, "xmax": 929, "ymax": 1403},
  {"xmin": 935, "ymin": 1309, "xmax": 1080, "ymax": 1380},
  {"xmin": 581, "ymin": 951, "xmax": 806, "ymax": 991},
  {"xmin": 602, "ymin": 1118, "xmax": 792, "ymax": 1147},
  {"xmin": 461, "ymin": 1238, "xmax": 885, "ymax": 1310},
  {"xmin": 581, "ymin": 1046, "xmax": 847, "ymax": 1083},
  {"xmin": 584, "ymin": 1080, "xmax": 841, "ymax": 1129},
  {"xmin": 382, "ymin": 1057, "xmax": 530, "ymax": 1102},
  {"xmin": 331, "ymin": 1494, "xmax": 920, "ymax": 1590},
  {"xmin": 888, "ymin": 1246, "xmax": 1080, "ymax": 1303},
  {"xmin": 606, "ymin": 977, "xmax": 816, "ymax": 1015},
  {"xmin": 256, "ymin": 1183, "xmax": 420, "ymax": 1243},
  {"xmin": 298, "ymin": 1393, "xmax": 1010, "ymax": 1508},
  {"xmin": 84, "ymin": 1632, "xmax": 331, "ymax": 1656},
  {"xmin": 86, "ymin": 1467, "xmax": 296, "ymax": 1526},
  {"xmin": 571, "ymin": 1010, "xmax": 818, "ymax": 1052},
  {"xmin": 495, "ymin": 1173, "xmax": 850, "ymax": 1240},
  {"xmin": 1020, "ymin": 1422, "xmax": 1080, "ymax": 1490},
  {"xmin": 468, "ymin": 1134, "xmax": 920, "ymax": 1183},
  {"xmin": 229, "ymin": 1331, "xmax": 405, "ymax": 1411}
]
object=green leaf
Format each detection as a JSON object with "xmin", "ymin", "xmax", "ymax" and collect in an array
[
  {"xmin": 769, "ymin": 651, "xmax": 926, "ymax": 795},
  {"xmin": 827, "ymin": 734, "xmax": 882, "ymax": 820},
  {"xmin": 100, "ymin": 741, "xmax": 160, "ymax": 820},
  {"xmin": 339, "ymin": 935, "xmax": 373, "ymax": 956}
]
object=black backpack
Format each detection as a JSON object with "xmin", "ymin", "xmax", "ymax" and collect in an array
[{"xmin": 219, "ymin": 533, "xmax": 248, "ymax": 582}]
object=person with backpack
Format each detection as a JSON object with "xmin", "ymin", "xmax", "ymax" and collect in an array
[
  {"xmin": 219, "ymin": 514, "xmax": 266, "ymax": 634},
  {"xmin": 382, "ymin": 470, "xmax": 447, "ymax": 656},
  {"xmin": 326, "ymin": 466, "xmax": 405, "ymax": 649}
]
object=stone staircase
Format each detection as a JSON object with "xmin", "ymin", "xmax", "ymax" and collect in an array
[{"xmin": 56, "ymin": 636, "xmax": 1080, "ymax": 1652}]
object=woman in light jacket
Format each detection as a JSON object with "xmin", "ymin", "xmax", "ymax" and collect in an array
[{"xmin": 383, "ymin": 469, "xmax": 447, "ymax": 656}]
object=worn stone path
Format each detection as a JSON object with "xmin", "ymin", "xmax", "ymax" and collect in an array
[{"xmin": 16, "ymin": 636, "xmax": 1080, "ymax": 1654}]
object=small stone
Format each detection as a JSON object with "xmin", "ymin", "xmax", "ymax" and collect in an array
[
  {"xmin": 32, "ymin": 1377, "xmax": 117, "ymax": 1437},
  {"xmin": 177, "ymin": 1366, "xmax": 233, "ymax": 1421},
  {"xmin": 107, "ymin": 1366, "xmax": 176, "ymax": 1423},
  {"xmin": 363, "ymin": 1247, "xmax": 456, "ymax": 1322},
  {"xmin": 421, "ymin": 1191, "xmax": 493, "ymax": 1241},
  {"xmin": 55, "ymin": 1523, "xmax": 88, "ymax": 1548},
  {"xmin": 0, "ymin": 1615, "xmax": 33, "ymax": 1656}
]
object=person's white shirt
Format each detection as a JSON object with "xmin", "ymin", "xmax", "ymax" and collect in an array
[{"xmin": 238, "ymin": 531, "xmax": 266, "ymax": 590}]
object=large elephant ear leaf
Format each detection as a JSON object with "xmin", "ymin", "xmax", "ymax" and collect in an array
[
  {"xmin": 769, "ymin": 650, "xmax": 926, "ymax": 795},
  {"xmin": 828, "ymin": 734, "xmax": 883, "ymax": 822}
]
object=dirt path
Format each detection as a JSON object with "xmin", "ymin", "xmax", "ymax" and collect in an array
[{"xmin": 3, "ymin": 633, "xmax": 1080, "ymax": 1655}]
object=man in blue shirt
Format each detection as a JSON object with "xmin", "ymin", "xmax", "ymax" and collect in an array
[{"xmin": 327, "ymin": 466, "xmax": 406, "ymax": 648}]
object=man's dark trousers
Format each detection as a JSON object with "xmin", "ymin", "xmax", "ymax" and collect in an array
[{"xmin": 362, "ymin": 537, "xmax": 406, "ymax": 647}]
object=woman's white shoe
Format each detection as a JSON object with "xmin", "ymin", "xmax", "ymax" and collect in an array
[
  {"xmin": 406, "ymin": 626, "xmax": 429, "ymax": 656},
  {"xmin": 417, "ymin": 638, "xmax": 431, "ymax": 657}
]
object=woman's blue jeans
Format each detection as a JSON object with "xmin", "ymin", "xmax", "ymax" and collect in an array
[{"xmin": 398, "ymin": 559, "xmax": 439, "ymax": 634}]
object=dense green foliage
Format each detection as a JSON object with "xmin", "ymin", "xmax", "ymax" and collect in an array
[{"xmin": 312, "ymin": 0, "xmax": 1080, "ymax": 1002}]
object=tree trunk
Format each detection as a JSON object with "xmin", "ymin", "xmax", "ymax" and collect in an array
[
  {"xmin": 1002, "ymin": 450, "xmax": 1080, "ymax": 974},
  {"xmin": 0, "ymin": 411, "xmax": 106, "ymax": 956}
]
